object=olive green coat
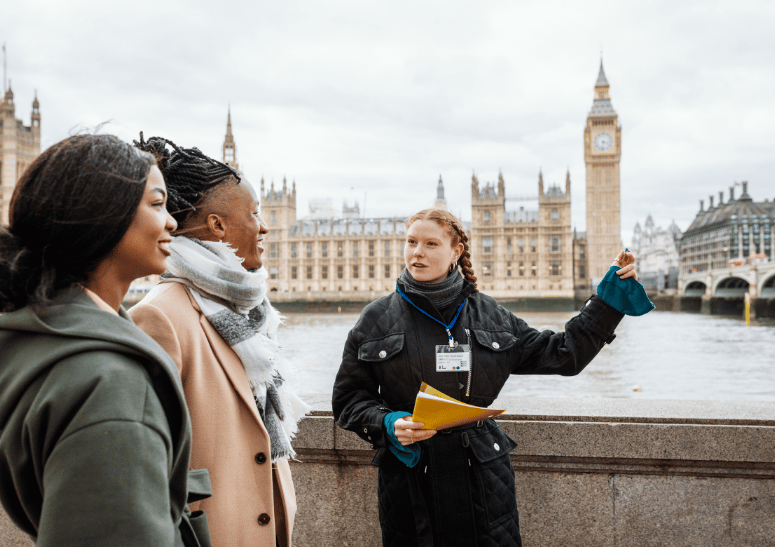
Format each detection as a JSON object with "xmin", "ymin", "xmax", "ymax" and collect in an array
[{"xmin": 0, "ymin": 288, "xmax": 211, "ymax": 547}]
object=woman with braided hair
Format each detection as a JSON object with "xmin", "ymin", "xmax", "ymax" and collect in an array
[
  {"xmin": 333, "ymin": 208, "xmax": 644, "ymax": 546},
  {"xmin": 129, "ymin": 134, "xmax": 309, "ymax": 547}
]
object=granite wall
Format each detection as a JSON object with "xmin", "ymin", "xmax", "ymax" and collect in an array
[{"xmin": 2, "ymin": 396, "xmax": 773, "ymax": 546}]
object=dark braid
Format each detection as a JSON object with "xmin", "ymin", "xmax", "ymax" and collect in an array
[
  {"xmin": 406, "ymin": 208, "xmax": 478, "ymax": 292},
  {"xmin": 133, "ymin": 132, "xmax": 240, "ymax": 225}
]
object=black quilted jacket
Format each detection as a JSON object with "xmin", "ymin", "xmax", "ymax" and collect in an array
[{"xmin": 332, "ymin": 280, "xmax": 623, "ymax": 546}]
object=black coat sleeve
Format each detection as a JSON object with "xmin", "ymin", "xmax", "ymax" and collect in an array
[
  {"xmin": 331, "ymin": 327, "xmax": 393, "ymax": 448},
  {"xmin": 511, "ymin": 295, "xmax": 624, "ymax": 376}
]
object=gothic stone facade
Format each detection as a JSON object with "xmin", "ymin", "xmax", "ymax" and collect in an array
[
  {"xmin": 1, "ymin": 87, "xmax": 40, "ymax": 226},
  {"xmin": 469, "ymin": 171, "xmax": 574, "ymax": 299}
]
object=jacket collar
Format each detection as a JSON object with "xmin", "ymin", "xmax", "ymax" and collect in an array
[{"xmin": 396, "ymin": 278, "xmax": 476, "ymax": 325}]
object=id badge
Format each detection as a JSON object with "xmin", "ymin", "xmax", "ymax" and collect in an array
[{"xmin": 435, "ymin": 344, "xmax": 471, "ymax": 372}]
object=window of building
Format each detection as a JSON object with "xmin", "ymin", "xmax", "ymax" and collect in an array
[
  {"xmin": 270, "ymin": 243, "xmax": 278, "ymax": 258},
  {"xmin": 291, "ymin": 266, "xmax": 297, "ymax": 279},
  {"xmin": 507, "ymin": 237, "xmax": 512, "ymax": 254},
  {"xmin": 306, "ymin": 266, "xmax": 313, "ymax": 279},
  {"xmin": 384, "ymin": 241, "xmax": 391, "ymax": 258},
  {"xmin": 270, "ymin": 267, "xmax": 278, "ymax": 280},
  {"xmin": 337, "ymin": 265, "xmax": 343, "ymax": 279},
  {"xmin": 531, "ymin": 261, "xmax": 537, "ymax": 276},
  {"xmin": 482, "ymin": 237, "xmax": 493, "ymax": 254},
  {"xmin": 353, "ymin": 265, "xmax": 359, "ymax": 279},
  {"xmin": 337, "ymin": 243, "xmax": 343, "ymax": 258},
  {"xmin": 483, "ymin": 211, "xmax": 490, "ymax": 225},
  {"xmin": 550, "ymin": 261, "xmax": 561, "ymax": 276},
  {"xmin": 530, "ymin": 238, "xmax": 537, "ymax": 253},
  {"xmin": 368, "ymin": 242, "xmax": 374, "ymax": 257},
  {"xmin": 551, "ymin": 209, "xmax": 559, "ymax": 222},
  {"xmin": 579, "ymin": 265, "xmax": 585, "ymax": 279},
  {"xmin": 291, "ymin": 244, "xmax": 297, "ymax": 258},
  {"xmin": 482, "ymin": 262, "xmax": 492, "ymax": 277},
  {"xmin": 519, "ymin": 261, "xmax": 525, "ymax": 276},
  {"xmin": 322, "ymin": 265, "xmax": 329, "ymax": 279},
  {"xmin": 384, "ymin": 264, "xmax": 391, "ymax": 278},
  {"xmin": 322, "ymin": 242, "xmax": 329, "ymax": 258},
  {"xmin": 271, "ymin": 212, "xmax": 277, "ymax": 226},
  {"xmin": 551, "ymin": 237, "xmax": 560, "ymax": 253},
  {"xmin": 507, "ymin": 261, "xmax": 512, "ymax": 277},
  {"xmin": 369, "ymin": 264, "xmax": 375, "ymax": 278},
  {"xmin": 352, "ymin": 242, "xmax": 359, "ymax": 258},
  {"xmin": 518, "ymin": 237, "xmax": 524, "ymax": 253},
  {"xmin": 306, "ymin": 243, "xmax": 313, "ymax": 258},
  {"xmin": 579, "ymin": 245, "xmax": 585, "ymax": 260}
]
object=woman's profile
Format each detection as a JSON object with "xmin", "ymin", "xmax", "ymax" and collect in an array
[
  {"xmin": 0, "ymin": 134, "xmax": 211, "ymax": 546},
  {"xmin": 333, "ymin": 208, "xmax": 643, "ymax": 546}
]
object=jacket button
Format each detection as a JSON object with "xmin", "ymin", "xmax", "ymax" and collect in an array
[
  {"xmin": 363, "ymin": 427, "xmax": 368, "ymax": 433},
  {"xmin": 492, "ymin": 342, "xmax": 500, "ymax": 349},
  {"xmin": 370, "ymin": 444, "xmax": 376, "ymax": 450},
  {"xmin": 255, "ymin": 452, "xmax": 267, "ymax": 464},
  {"xmin": 367, "ymin": 435, "xmax": 372, "ymax": 441},
  {"xmin": 379, "ymin": 350, "xmax": 387, "ymax": 358},
  {"xmin": 494, "ymin": 442, "xmax": 500, "ymax": 451},
  {"xmin": 258, "ymin": 513, "xmax": 271, "ymax": 526}
]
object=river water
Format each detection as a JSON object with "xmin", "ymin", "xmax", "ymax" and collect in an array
[{"xmin": 280, "ymin": 310, "xmax": 775, "ymax": 401}]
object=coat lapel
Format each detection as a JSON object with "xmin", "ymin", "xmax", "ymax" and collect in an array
[{"xmin": 185, "ymin": 288, "xmax": 270, "ymax": 439}]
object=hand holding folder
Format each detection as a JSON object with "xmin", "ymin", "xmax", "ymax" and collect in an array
[{"xmin": 411, "ymin": 382, "xmax": 506, "ymax": 430}]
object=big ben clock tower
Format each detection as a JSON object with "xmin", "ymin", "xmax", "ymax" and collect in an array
[{"xmin": 584, "ymin": 59, "xmax": 622, "ymax": 285}]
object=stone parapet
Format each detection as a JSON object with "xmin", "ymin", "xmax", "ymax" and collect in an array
[
  {"xmin": 290, "ymin": 395, "xmax": 775, "ymax": 547},
  {"xmin": 2, "ymin": 396, "xmax": 774, "ymax": 546}
]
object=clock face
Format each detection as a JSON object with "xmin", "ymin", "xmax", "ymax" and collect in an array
[{"xmin": 593, "ymin": 132, "xmax": 613, "ymax": 152}]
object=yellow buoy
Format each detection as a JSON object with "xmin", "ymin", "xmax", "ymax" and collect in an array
[{"xmin": 632, "ymin": 386, "xmax": 641, "ymax": 392}]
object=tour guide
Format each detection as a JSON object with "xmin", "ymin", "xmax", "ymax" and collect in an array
[{"xmin": 332, "ymin": 208, "xmax": 650, "ymax": 547}]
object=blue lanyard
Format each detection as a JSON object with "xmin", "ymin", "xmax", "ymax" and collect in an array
[{"xmin": 396, "ymin": 284, "xmax": 466, "ymax": 347}]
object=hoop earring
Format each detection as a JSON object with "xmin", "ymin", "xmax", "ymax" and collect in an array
[{"xmin": 449, "ymin": 262, "xmax": 456, "ymax": 273}]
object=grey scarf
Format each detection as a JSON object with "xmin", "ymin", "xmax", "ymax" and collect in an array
[
  {"xmin": 154, "ymin": 237, "xmax": 310, "ymax": 462},
  {"xmin": 399, "ymin": 268, "xmax": 465, "ymax": 310}
]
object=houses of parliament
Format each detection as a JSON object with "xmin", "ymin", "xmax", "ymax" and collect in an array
[
  {"xmin": 2, "ymin": 62, "xmax": 623, "ymax": 304},
  {"xmin": 253, "ymin": 61, "xmax": 622, "ymax": 303}
]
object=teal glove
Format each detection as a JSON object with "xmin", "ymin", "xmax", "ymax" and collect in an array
[
  {"xmin": 384, "ymin": 411, "xmax": 421, "ymax": 468},
  {"xmin": 597, "ymin": 265, "xmax": 655, "ymax": 316}
]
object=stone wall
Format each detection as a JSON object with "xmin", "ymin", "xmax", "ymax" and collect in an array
[
  {"xmin": 2, "ymin": 396, "xmax": 774, "ymax": 546},
  {"xmin": 290, "ymin": 395, "xmax": 775, "ymax": 547}
]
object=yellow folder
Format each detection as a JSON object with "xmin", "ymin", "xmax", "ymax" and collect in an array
[{"xmin": 411, "ymin": 382, "xmax": 506, "ymax": 430}]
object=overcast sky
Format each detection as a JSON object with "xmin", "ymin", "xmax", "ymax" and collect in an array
[{"xmin": 3, "ymin": 0, "xmax": 774, "ymax": 245}]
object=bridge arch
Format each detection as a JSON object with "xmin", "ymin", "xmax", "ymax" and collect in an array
[
  {"xmin": 761, "ymin": 273, "xmax": 775, "ymax": 298},
  {"xmin": 713, "ymin": 276, "xmax": 750, "ymax": 297},
  {"xmin": 683, "ymin": 281, "xmax": 707, "ymax": 297}
]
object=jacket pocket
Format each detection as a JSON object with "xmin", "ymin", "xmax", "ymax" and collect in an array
[
  {"xmin": 180, "ymin": 509, "xmax": 212, "ymax": 547},
  {"xmin": 469, "ymin": 329, "xmax": 518, "ymax": 353},
  {"xmin": 468, "ymin": 424, "xmax": 518, "ymax": 526},
  {"xmin": 358, "ymin": 333, "xmax": 405, "ymax": 362}
]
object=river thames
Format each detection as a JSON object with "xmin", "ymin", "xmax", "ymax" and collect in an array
[{"xmin": 280, "ymin": 310, "xmax": 775, "ymax": 401}]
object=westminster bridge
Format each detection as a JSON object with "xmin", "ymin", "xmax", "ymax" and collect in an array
[{"xmin": 677, "ymin": 259, "xmax": 775, "ymax": 317}]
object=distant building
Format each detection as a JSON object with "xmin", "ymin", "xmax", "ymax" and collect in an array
[
  {"xmin": 469, "ymin": 170, "xmax": 574, "ymax": 299},
  {"xmin": 630, "ymin": 215, "xmax": 681, "ymax": 290},
  {"xmin": 434, "ymin": 175, "xmax": 448, "ymax": 210},
  {"xmin": 222, "ymin": 107, "xmax": 239, "ymax": 174},
  {"xmin": 584, "ymin": 60, "xmax": 623, "ymax": 286},
  {"xmin": 680, "ymin": 182, "xmax": 775, "ymax": 276},
  {"xmin": 573, "ymin": 230, "xmax": 589, "ymax": 295},
  {"xmin": 1, "ymin": 85, "xmax": 40, "ymax": 226}
]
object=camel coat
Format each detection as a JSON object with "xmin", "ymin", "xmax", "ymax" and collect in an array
[{"xmin": 130, "ymin": 282, "xmax": 296, "ymax": 547}]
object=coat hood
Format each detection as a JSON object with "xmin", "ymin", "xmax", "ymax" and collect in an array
[{"xmin": 0, "ymin": 287, "xmax": 186, "ymax": 433}]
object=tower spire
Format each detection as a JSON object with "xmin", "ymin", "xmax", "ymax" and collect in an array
[
  {"xmin": 595, "ymin": 57, "xmax": 609, "ymax": 89},
  {"xmin": 222, "ymin": 105, "xmax": 239, "ymax": 173}
]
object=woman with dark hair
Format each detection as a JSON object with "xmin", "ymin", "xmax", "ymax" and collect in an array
[
  {"xmin": 129, "ymin": 134, "xmax": 308, "ymax": 547},
  {"xmin": 333, "ymin": 208, "xmax": 648, "ymax": 547},
  {"xmin": 0, "ymin": 134, "xmax": 212, "ymax": 546}
]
